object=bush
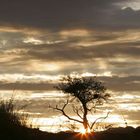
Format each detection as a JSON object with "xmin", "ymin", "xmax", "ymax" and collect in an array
[
  {"xmin": 0, "ymin": 98, "xmax": 32, "ymax": 140},
  {"xmin": 0, "ymin": 99, "xmax": 29, "ymax": 129}
]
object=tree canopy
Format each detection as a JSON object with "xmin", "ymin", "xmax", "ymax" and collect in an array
[{"xmin": 52, "ymin": 75, "xmax": 110, "ymax": 132}]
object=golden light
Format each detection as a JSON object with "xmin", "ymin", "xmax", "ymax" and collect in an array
[
  {"xmin": 79, "ymin": 128, "xmax": 91, "ymax": 134},
  {"xmin": 29, "ymin": 61, "xmax": 61, "ymax": 72},
  {"xmin": 0, "ymin": 26, "xmax": 43, "ymax": 36},
  {"xmin": 60, "ymin": 29, "xmax": 90, "ymax": 38},
  {"xmin": 81, "ymin": 72, "xmax": 96, "ymax": 77},
  {"xmin": 23, "ymin": 37, "xmax": 43, "ymax": 45}
]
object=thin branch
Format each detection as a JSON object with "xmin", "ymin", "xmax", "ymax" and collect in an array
[
  {"xmin": 72, "ymin": 105, "xmax": 83, "ymax": 120},
  {"xmin": 90, "ymin": 112, "xmax": 110, "ymax": 130},
  {"xmin": 49, "ymin": 100, "xmax": 83, "ymax": 124},
  {"xmin": 87, "ymin": 104, "xmax": 96, "ymax": 112},
  {"xmin": 79, "ymin": 105, "xmax": 84, "ymax": 114},
  {"xmin": 76, "ymin": 109, "xmax": 83, "ymax": 120}
]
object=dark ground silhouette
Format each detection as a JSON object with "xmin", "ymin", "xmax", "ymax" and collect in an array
[
  {"xmin": 0, "ymin": 99, "xmax": 140, "ymax": 140},
  {"xmin": 0, "ymin": 125, "xmax": 140, "ymax": 140}
]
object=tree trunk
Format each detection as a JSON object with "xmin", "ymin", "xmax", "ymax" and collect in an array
[{"xmin": 83, "ymin": 104, "xmax": 89, "ymax": 132}]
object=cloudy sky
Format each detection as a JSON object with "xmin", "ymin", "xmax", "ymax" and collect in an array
[{"xmin": 0, "ymin": 0, "xmax": 140, "ymax": 132}]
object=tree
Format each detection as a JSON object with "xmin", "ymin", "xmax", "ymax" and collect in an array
[{"xmin": 50, "ymin": 75, "xmax": 110, "ymax": 132}]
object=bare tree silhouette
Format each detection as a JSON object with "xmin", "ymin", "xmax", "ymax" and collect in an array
[{"xmin": 50, "ymin": 75, "xmax": 110, "ymax": 132}]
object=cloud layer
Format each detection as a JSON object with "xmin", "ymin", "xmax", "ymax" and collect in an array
[{"xmin": 0, "ymin": 0, "xmax": 140, "ymax": 30}]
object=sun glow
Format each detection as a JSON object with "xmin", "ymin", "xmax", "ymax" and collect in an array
[
  {"xmin": 79, "ymin": 128, "xmax": 91, "ymax": 134},
  {"xmin": 29, "ymin": 61, "xmax": 61, "ymax": 72}
]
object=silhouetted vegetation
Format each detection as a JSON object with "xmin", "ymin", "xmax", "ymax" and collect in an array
[
  {"xmin": 0, "ymin": 99, "xmax": 32, "ymax": 140},
  {"xmin": 50, "ymin": 75, "xmax": 110, "ymax": 132},
  {"xmin": 0, "ymin": 98, "xmax": 140, "ymax": 140},
  {"xmin": 0, "ymin": 99, "xmax": 28, "ymax": 128}
]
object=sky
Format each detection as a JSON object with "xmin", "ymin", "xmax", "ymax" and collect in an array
[{"xmin": 0, "ymin": 0, "xmax": 140, "ymax": 132}]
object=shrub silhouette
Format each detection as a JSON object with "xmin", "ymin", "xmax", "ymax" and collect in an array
[
  {"xmin": 0, "ymin": 99, "xmax": 27, "ymax": 128},
  {"xmin": 0, "ymin": 99, "xmax": 30, "ymax": 140}
]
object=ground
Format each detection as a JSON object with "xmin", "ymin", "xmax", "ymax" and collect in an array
[{"xmin": 0, "ymin": 125, "xmax": 140, "ymax": 140}]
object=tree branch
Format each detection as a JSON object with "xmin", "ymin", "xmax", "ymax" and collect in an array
[
  {"xmin": 90, "ymin": 112, "xmax": 110, "ymax": 130},
  {"xmin": 72, "ymin": 105, "xmax": 83, "ymax": 120},
  {"xmin": 87, "ymin": 104, "xmax": 96, "ymax": 112},
  {"xmin": 49, "ymin": 100, "xmax": 83, "ymax": 124}
]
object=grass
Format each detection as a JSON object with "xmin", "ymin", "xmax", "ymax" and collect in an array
[
  {"xmin": 0, "ymin": 99, "xmax": 28, "ymax": 128},
  {"xmin": 0, "ymin": 98, "xmax": 33, "ymax": 140}
]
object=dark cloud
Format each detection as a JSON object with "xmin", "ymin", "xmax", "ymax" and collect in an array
[
  {"xmin": 99, "ymin": 76, "xmax": 140, "ymax": 91},
  {"xmin": 0, "ymin": 82, "xmax": 54, "ymax": 91},
  {"xmin": 0, "ymin": 76, "xmax": 139, "ymax": 91},
  {"xmin": 107, "ymin": 7, "xmax": 140, "ymax": 29},
  {"xmin": 0, "ymin": 0, "xmax": 139, "ymax": 30},
  {"xmin": 25, "ymin": 41, "xmax": 140, "ymax": 62}
]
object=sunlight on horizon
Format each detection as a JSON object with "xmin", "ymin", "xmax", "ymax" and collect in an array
[
  {"xmin": 78, "ymin": 128, "xmax": 91, "ymax": 134},
  {"xmin": 0, "ymin": 88, "xmax": 140, "ymax": 133},
  {"xmin": 27, "ymin": 112, "xmax": 139, "ymax": 132}
]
